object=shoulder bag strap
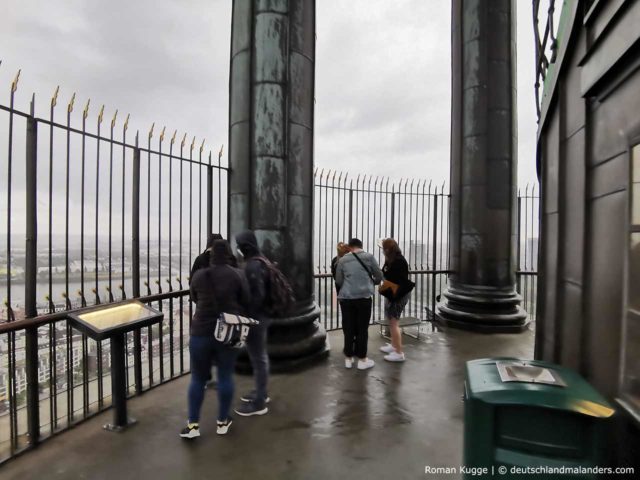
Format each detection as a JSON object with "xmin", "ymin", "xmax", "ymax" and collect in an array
[{"xmin": 352, "ymin": 252, "xmax": 374, "ymax": 283}]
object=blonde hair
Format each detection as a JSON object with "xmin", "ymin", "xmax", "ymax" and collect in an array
[{"xmin": 336, "ymin": 242, "xmax": 350, "ymax": 258}]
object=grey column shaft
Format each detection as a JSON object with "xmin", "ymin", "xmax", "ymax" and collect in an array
[
  {"xmin": 229, "ymin": 0, "xmax": 327, "ymax": 369},
  {"xmin": 439, "ymin": 0, "xmax": 527, "ymax": 332}
]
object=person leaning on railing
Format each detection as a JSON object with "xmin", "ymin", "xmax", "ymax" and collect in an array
[
  {"xmin": 335, "ymin": 238, "xmax": 383, "ymax": 371},
  {"xmin": 330, "ymin": 242, "xmax": 350, "ymax": 293},
  {"xmin": 378, "ymin": 238, "xmax": 414, "ymax": 363},
  {"xmin": 180, "ymin": 239, "xmax": 250, "ymax": 439}
]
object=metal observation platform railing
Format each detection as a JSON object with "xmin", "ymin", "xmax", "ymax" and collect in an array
[{"xmin": 0, "ymin": 70, "xmax": 539, "ymax": 463}]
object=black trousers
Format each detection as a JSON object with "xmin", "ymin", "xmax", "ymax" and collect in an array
[{"xmin": 340, "ymin": 298, "xmax": 372, "ymax": 359}]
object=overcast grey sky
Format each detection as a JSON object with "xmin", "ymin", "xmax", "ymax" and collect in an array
[{"xmin": 1, "ymin": 0, "xmax": 539, "ymax": 187}]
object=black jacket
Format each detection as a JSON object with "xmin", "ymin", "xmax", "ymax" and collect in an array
[
  {"xmin": 382, "ymin": 254, "xmax": 413, "ymax": 298},
  {"xmin": 236, "ymin": 230, "xmax": 270, "ymax": 320},
  {"xmin": 189, "ymin": 264, "xmax": 250, "ymax": 337},
  {"xmin": 190, "ymin": 247, "xmax": 238, "ymax": 280}
]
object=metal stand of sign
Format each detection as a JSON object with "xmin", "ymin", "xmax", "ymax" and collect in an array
[{"xmin": 103, "ymin": 332, "xmax": 137, "ymax": 431}]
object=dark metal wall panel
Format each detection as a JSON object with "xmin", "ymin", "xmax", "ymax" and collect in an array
[
  {"xmin": 559, "ymin": 281, "xmax": 584, "ymax": 369},
  {"xmin": 585, "ymin": 0, "xmax": 626, "ymax": 45},
  {"xmin": 541, "ymin": 212, "xmax": 559, "ymax": 360},
  {"xmin": 591, "ymin": 153, "xmax": 628, "ymax": 198},
  {"xmin": 584, "ymin": 191, "xmax": 626, "ymax": 396},
  {"xmin": 582, "ymin": 1, "xmax": 640, "ymax": 96},
  {"xmin": 590, "ymin": 70, "xmax": 640, "ymax": 166},
  {"xmin": 538, "ymin": 106, "xmax": 562, "ymax": 361},
  {"xmin": 561, "ymin": 129, "xmax": 586, "ymax": 284},
  {"xmin": 544, "ymin": 110, "xmax": 561, "ymax": 215}
]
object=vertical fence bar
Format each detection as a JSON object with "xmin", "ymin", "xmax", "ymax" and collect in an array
[
  {"xmin": 207, "ymin": 163, "xmax": 213, "ymax": 239},
  {"xmin": 132, "ymin": 146, "xmax": 143, "ymax": 394},
  {"xmin": 348, "ymin": 186, "xmax": 353, "ymax": 240},
  {"xmin": 431, "ymin": 194, "xmax": 439, "ymax": 316},
  {"xmin": 390, "ymin": 190, "xmax": 396, "ymax": 239},
  {"xmin": 25, "ymin": 103, "xmax": 40, "ymax": 447}
]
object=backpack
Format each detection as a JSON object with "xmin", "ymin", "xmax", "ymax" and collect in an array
[{"xmin": 255, "ymin": 256, "xmax": 295, "ymax": 317}]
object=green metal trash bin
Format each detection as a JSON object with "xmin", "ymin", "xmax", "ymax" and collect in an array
[{"xmin": 463, "ymin": 358, "xmax": 615, "ymax": 479}]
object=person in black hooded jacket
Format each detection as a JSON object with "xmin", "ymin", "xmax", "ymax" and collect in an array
[
  {"xmin": 190, "ymin": 233, "xmax": 238, "ymax": 280},
  {"xmin": 180, "ymin": 240, "xmax": 250, "ymax": 439},
  {"xmin": 233, "ymin": 230, "xmax": 271, "ymax": 417}
]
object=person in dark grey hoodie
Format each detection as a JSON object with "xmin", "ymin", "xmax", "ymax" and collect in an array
[{"xmin": 234, "ymin": 230, "xmax": 271, "ymax": 416}]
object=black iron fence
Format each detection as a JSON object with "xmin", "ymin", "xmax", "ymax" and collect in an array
[
  {"xmin": 313, "ymin": 171, "xmax": 539, "ymax": 330},
  {"xmin": 0, "ymin": 67, "xmax": 540, "ymax": 464},
  {"xmin": 0, "ymin": 69, "xmax": 228, "ymax": 463}
]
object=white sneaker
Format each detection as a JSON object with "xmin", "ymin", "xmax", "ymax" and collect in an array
[
  {"xmin": 384, "ymin": 351, "xmax": 406, "ymax": 362},
  {"xmin": 345, "ymin": 357, "xmax": 354, "ymax": 369},
  {"xmin": 357, "ymin": 358, "xmax": 375, "ymax": 370},
  {"xmin": 379, "ymin": 343, "xmax": 395, "ymax": 354},
  {"xmin": 216, "ymin": 419, "xmax": 232, "ymax": 435}
]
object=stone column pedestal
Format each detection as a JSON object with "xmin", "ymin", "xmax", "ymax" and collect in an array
[
  {"xmin": 439, "ymin": 0, "xmax": 528, "ymax": 332},
  {"xmin": 229, "ymin": 0, "xmax": 328, "ymax": 370}
]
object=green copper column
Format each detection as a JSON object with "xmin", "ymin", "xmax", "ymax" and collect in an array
[
  {"xmin": 229, "ymin": 0, "xmax": 328, "ymax": 370},
  {"xmin": 439, "ymin": 0, "xmax": 528, "ymax": 332}
]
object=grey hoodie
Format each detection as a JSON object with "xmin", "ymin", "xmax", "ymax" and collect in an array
[{"xmin": 335, "ymin": 250, "xmax": 383, "ymax": 300}]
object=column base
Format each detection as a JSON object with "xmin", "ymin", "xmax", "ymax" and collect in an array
[
  {"xmin": 236, "ymin": 301, "xmax": 330, "ymax": 373},
  {"xmin": 437, "ymin": 284, "xmax": 529, "ymax": 333}
]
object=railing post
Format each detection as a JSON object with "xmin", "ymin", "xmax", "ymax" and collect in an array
[
  {"xmin": 348, "ymin": 188, "xmax": 354, "ymax": 240},
  {"xmin": 517, "ymin": 195, "xmax": 522, "ymax": 293},
  {"xmin": 207, "ymin": 165, "xmax": 213, "ymax": 236},
  {"xmin": 25, "ymin": 110, "xmax": 40, "ymax": 446},
  {"xmin": 132, "ymin": 147, "xmax": 143, "ymax": 394},
  {"xmin": 390, "ymin": 191, "xmax": 396, "ymax": 239},
  {"xmin": 431, "ymin": 194, "xmax": 439, "ymax": 318}
]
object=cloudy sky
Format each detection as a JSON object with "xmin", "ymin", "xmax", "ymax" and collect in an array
[{"xmin": 1, "ymin": 0, "xmax": 540, "ymax": 187}]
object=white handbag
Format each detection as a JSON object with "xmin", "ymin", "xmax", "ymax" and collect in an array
[{"xmin": 214, "ymin": 312, "xmax": 259, "ymax": 349}]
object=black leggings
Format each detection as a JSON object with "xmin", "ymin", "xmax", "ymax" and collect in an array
[{"xmin": 340, "ymin": 298, "xmax": 372, "ymax": 359}]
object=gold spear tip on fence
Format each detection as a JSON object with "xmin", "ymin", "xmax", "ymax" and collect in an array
[
  {"xmin": 98, "ymin": 105, "xmax": 105, "ymax": 124},
  {"xmin": 200, "ymin": 138, "xmax": 205, "ymax": 154},
  {"xmin": 171, "ymin": 130, "xmax": 177, "ymax": 145},
  {"xmin": 181, "ymin": 133, "xmax": 187, "ymax": 148},
  {"xmin": 68, "ymin": 92, "xmax": 76, "ymax": 113},
  {"xmin": 51, "ymin": 85, "xmax": 59, "ymax": 107},
  {"xmin": 148, "ymin": 122, "xmax": 155, "ymax": 139},
  {"xmin": 218, "ymin": 144, "xmax": 224, "ymax": 159},
  {"xmin": 190, "ymin": 136, "xmax": 196, "ymax": 151},
  {"xmin": 124, "ymin": 113, "xmax": 130, "ymax": 132},
  {"xmin": 83, "ymin": 99, "xmax": 90, "ymax": 119},
  {"xmin": 111, "ymin": 110, "xmax": 118, "ymax": 128},
  {"xmin": 11, "ymin": 69, "xmax": 21, "ymax": 93},
  {"xmin": 160, "ymin": 126, "xmax": 166, "ymax": 142}
]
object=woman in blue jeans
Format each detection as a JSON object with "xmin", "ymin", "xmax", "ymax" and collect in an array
[{"xmin": 180, "ymin": 240, "xmax": 250, "ymax": 438}]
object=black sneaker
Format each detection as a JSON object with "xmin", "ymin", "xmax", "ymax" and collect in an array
[
  {"xmin": 240, "ymin": 391, "xmax": 271, "ymax": 404},
  {"xmin": 216, "ymin": 419, "xmax": 232, "ymax": 435},
  {"xmin": 205, "ymin": 379, "xmax": 218, "ymax": 390},
  {"xmin": 234, "ymin": 401, "xmax": 269, "ymax": 417},
  {"xmin": 179, "ymin": 423, "xmax": 200, "ymax": 439}
]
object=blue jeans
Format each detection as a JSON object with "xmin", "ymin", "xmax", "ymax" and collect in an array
[
  {"xmin": 245, "ymin": 320, "xmax": 270, "ymax": 406},
  {"xmin": 188, "ymin": 335, "xmax": 237, "ymax": 423}
]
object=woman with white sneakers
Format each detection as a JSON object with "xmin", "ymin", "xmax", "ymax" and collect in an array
[{"xmin": 378, "ymin": 238, "xmax": 414, "ymax": 362}]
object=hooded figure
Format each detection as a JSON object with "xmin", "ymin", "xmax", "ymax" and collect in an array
[
  {"xmin": 233, "ymin": 230, "xmax": 271, "ymax": 416},
  {"xmin": 190, "ymin": 233, "xmax": 237, "ymax": 280}
]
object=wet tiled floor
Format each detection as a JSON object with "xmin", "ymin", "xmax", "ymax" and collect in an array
[{"xmin": 2, "ymin": 324, "xmax": 534, "ymax": 480}]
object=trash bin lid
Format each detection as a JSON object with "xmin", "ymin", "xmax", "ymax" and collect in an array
[{"xmin": 465, "ymin": 357, "xmax": 615, "ymax": 418}]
